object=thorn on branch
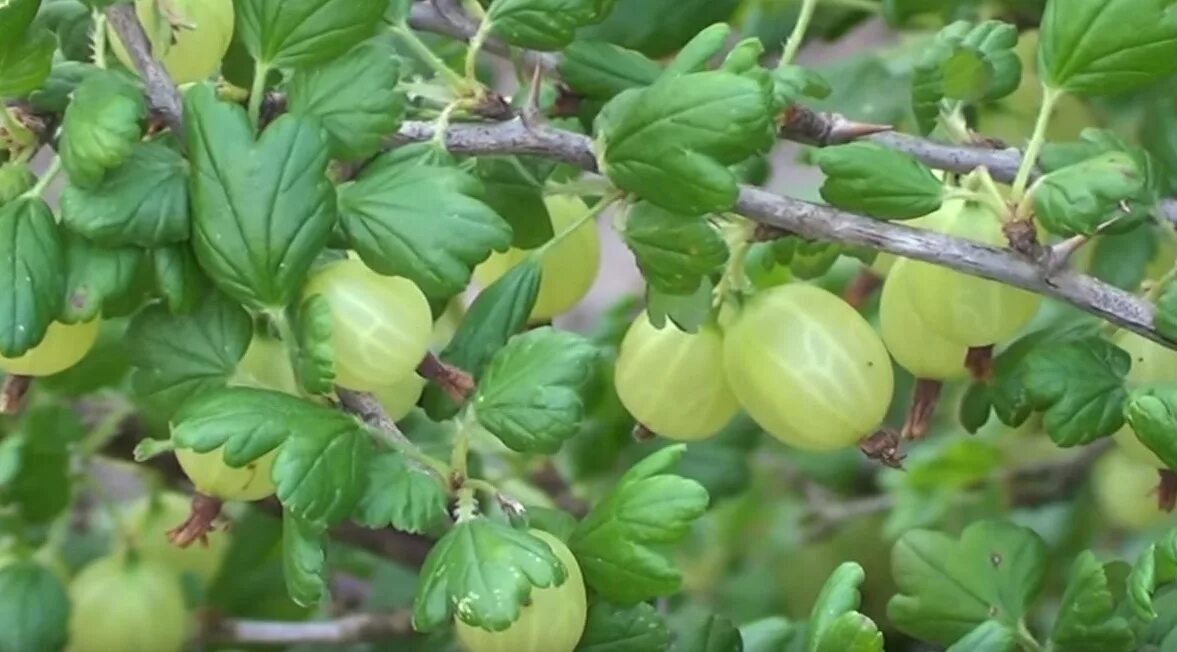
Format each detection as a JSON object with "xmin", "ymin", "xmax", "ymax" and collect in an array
[
  {"xmin": 416, "ymin": 353, "xmax": 474, "ymax": 405},
  {"xmin": 520, "ymin": 65, "xmax": 544, "ymax": 128},
  {"xmin": 777, "ymin": 104, "xmax": 892, "ymax": 146},
  {"xmin": 0, "ymin": 375, "xmax": 33, "ymax": 415},
  {"xmin": 167, "ymin": 493, "xmax": 224, "ymax": 548}
]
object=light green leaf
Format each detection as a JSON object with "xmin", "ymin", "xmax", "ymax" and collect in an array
[
  {"xmin": 558, "ymin": 40, "xmax": 660, "ymax": 100},
  {"xmin": 234, "ymin": 0, "xmax": 386, "ymax": 69},
  {"xmin": 152, "ymin": 244, "xmax": 210, "ymax": 314},
  {"xmin": 57, "ymin": 70, "xmax": 145, "ymax": 188},
  {"xmin": 577, "ymin": 0, "xmax": 740, "ymax": 59},
  {"xmin": 293, "ymin": 294, "xmax": 334, "ymax": 395},
  {"xmin": 0, "ymin": 197, "xmax": 64, "ymax": 358},
  {"xmin": 283, "ymin": 511, "xmax": 327, "ymax": 607},
  {"xmin": 677, "ymin": 613, "xmax": 742, "ymax": 652},
  {"xmin": 185, "ymin": 84, "xmax": 337, "ymax": 309},
  {"xmin": 27, "ymin": 58, "xmax": 96, "ymax": 113},
  {"xmin": 739, "ymin": 617, "xmax": 797, "ymax": 652},
  {"xmin": 286, "ymin": 39, "xmax": 404, "ymax": 161},
  {"xmin": 622, "ymin": 202, "xmax": 728, "ymax": 295},
  {"xmin": 1128, "ymin": 529, "xmax": 1177, "ymax": 621},
  {"xmin": 1124, "ymin": 386, "xmax": 1177, "ymax": 471},
  {"xmin": 646, "ymin": 277, "xmax": 712, "ymax": 334},
  {"xmin": 0, "ymin": 27, "xmax": 54, "ymax": 99},
  {"xmin": 474, "ymin": 157, "xmax": 553, "ymax": 249},
  {"xmin": 662, "ymin": 23, "xmax": 730, "ymax": 79},
  {"xmin": 808, "ymin": 563, "xmax": 883, "ymax": 652},
  {"xmin": 1039, "ymin": 0, "xmax": 1177, "ymax": 96},
  {"xmin": 487, "ymin": 0, "xmax": 613, "ymax": 51},
  {"xmin": 1031, "ymin": 152, "xmax": 1145, "ymax": 237},
  {"xmin": 172, "ymin": 386, "xmax": 322, "ymax": 465},
  {"xmin": 575, "ymin": 599, "xmax": 670, "ymax": 652},
  {"xmin": 599, "ymin": 70, "xmax": 772, "ymax": 215},
  {"xmin": 473, "ymin": 327, "xmax": 598, "ymax": 454},
  {"xmin": 61, "ymin": 232, "xmax": 143, "ymax": 324},
  {"xmin": 61, "ymin": 141, "xmax": 189, "ymax": 247},
  {"xmin": 814, "ymin": 142, "xmax": 943, "ymax": 220},
  {"xmin": 569, "ymin": 445, "xmax": 710, "ymax": 604},
  {"xmin": 0, "ymin": 561, "xmax": 70, "ymax": 652},
  {"xmin": 338, "ymin": 148, "xmax": 510, "ymax": 300},
  {"xmin": 352, "ymin": 449, "xmax": 447, "ymax": 534},
  {"xmin": 0, "ymin": 162, "xmax": 34, "ymax": 203},
  {"xmin": 412, "ymin": 517, "xmax": 566, "ymax": 631},
  {"xmin": 946, "ymin": 621, "xmax": 1015, "ymax": 652},
  {"xmin": 1050, "ymin": 551, "xmax": 1135, "ymax": 652},
  {"xmin": 887, "ymin": 520, "xmax": 1048, "ymax": 645},
  {"xmin": 1023, "ymin": 337, "xmax": 1130, "ymax": 446},
  {"xmin": 127, "ymin": 292, "xmax": 252, "ymax": 415}
]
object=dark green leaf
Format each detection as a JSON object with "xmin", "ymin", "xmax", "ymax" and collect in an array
[
  {"xmin": 0, "ymin": 27, "xmax": 54, "ymax": 99},
  {"xmin": 814, "ymin": 142, "xmax": 943, "ymax": 220},
  {"xmin": 1050, "ymin": 550, "xmax": 1135, "ymax": 652},
  {"xmin": 575, "ymin": 599, "xmax": 670, "ymax": 652},
  {"xmin": 570, "ymin": 445, "xmax": 709, "ymax": 604},
  {"xmin": 1128, "ymin": 529, "xmax": 1177, "ymax": 621},
  {"xmin": 292, "ymin": 294, "xmax": 334, "ymax": 395},
  {"xmin": 1039, "ymin": 0, "xmax": 1177, "ymax": 96},
  {"xmin": 474, "ymin": 327, "xmax": 597, "ymax": 453},
  {"xmin": 662, "ymin": 23, "xmax": 730, "ymax": 78},
  {"xmin": 622, "ymin": 202, "xmax": 728, "ymax": 295},
  {"xmin": 61, "ymin": 232, "xmax": 143, "ymax": 324},
  {"xmin": 0, "ymin": 163, "xmax": 34, "ymax": 203},
  {"xmin": 5, "ymin": 406, "xmax": 83, "ymax": 524},
  {"xmin": 677, "ymin": 613, "xmax": 741, "ymax": 652},
  {"xmin": 27, "ymin": 58, "xmax": 96, "ymax": 112},
  {"xmin": 1088, "ymin": 225, "xmax": 1157, "ymax": 292},
  {"xmin": 234, "ymin": 0, "xmax": 386, "ymax": 69},
  {"xmin": 127, "ymin": 292, "xmax": 252, "ymax": 415},
  {"xmin": 946, "ymin": 621, "xmax": 1015, "ymax": 652},
  {"xmin": 959, "ymin": 382, "xmax": 992, "ymax": 434},
  {"xmin": 577, "ymin": 0, "xmax": 741, "ymax": 58},
  {"xmin": 152, "ymin": 244, "xmax": 210, "ymax": 314},
  {"xmin": 911, "ymin": 20, "xmax": 1021, "ymax": 130},
  {"xmin": 559, "ymin": 40, "xmax": 660, "ymax": 100},
  {"xmin": 1123, "ymin": 385, "xmax": 1177, "ymax": 471},
  {"xmin": 0, "ymin": 561, "xmax": 70, "ymax": 652},
  {"xmin": 887, "ymin": 520, "xmax": 1048, "ymax": 645},
  {"xmin": 599, "ymin": 71, "xmax": 772, "ymax": 215},
  {"xmin": 0, "ymin": 0, "xmax": 41, "ymax": 45},
  {"xmin": 185, "ymin": 84, "xmax": 337, "ymax": 309},
  {"xmin": 1032, "ymin": 152, "xmax": 1144, "ymax": 237},
  {"xmin": 286, "ymin": 39, "xmax": 404, "ymax": 161},
  {"xmin": 412, "ymin": 517, "xmax": 566, "ymax": 631},
  {"xmin": 35, "ymin": 0, "xmax": 92, "ymax": 61},
  {"xmin": 57, "ymin": 70, "xmax": 145, "ymax": 188},
  {"xmin": 772, "ymin": 64, "xmax": 831, "ymax": 110},
  {"xmin": 282, "ymin": 511, "xmax": 327, "ymax": 607},
  {"xmin": 474, "ymin": 157, "xmax": 554, "ymax": 249},
  {"xmin": 352, "ymin": 449, "xmax": 447, "ymax": 534},
  {"xmin": 61, "ymin": 141, "xmax": 189, "ymax": 247},
  {"xmin": 488, "ymin": 0, "xmax": 612, "ymax": 51},
  {"xmin": 0, "ymin": 197, "xmax": 64, "ymax": 357},
  {"xmin": 645, "ymin": 278, "xmax": 713, "ymax": 334},
  {"xmin": 338, "ymin": 148, "xmax": 510, "ymax": 300},
  {"xmin": 1023, "ymin": 336, "xmax": 1130, "ymax": 446}
]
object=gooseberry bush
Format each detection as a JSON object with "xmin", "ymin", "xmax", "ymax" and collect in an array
[{"xmin": 5, "ymin": 0, "xmax": 1177, "ymax": 650}]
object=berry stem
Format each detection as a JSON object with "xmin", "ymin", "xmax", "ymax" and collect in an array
[
  {"xmin": 1011, "ymin": 85, "xmax": 1061, "ymax": 203},
  {"xmin": 391, "ymin": 22, "xmax": 469, "ymax": 92},
  {"xmin": 0, "ymin": 375, "xmax": 33, "ymax": 415},
  {"xmin": 780, "ymin": 0, "xmax": 818, "ymax": 67},
  {"xmin": 247, "ymin": 61, "xmax": 271, "ymax": 132}
]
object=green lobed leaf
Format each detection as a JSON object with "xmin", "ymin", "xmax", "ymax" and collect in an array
[
  {"xmin": 575, "ymin": 599, "xmax": 670, "ymax": 652},
  {"xmin": 0, "ymin": 196, "xmax": 65, "ymax": 358},
  {"xmin": 234, "ymin": 0, "xmax": 386, "ymax": 69},
  {"xmin": 474, "ymin": 157, "xmax": 554, "ymax": 249},
  {"xmin": 60, "ymin": 141, "xmax": 189, "ymax": 247},
  {"xmin": 986, "ymin": 326, "xmax": 1101, "ymax": 428},
  {"xmin": 558, "ymin": 40, "xmax": 661, "ymax": 100},
  {"xmin": 57, "ymin": 70, "xmax": 145, "ymax": 188},
  {"xmin": 1031, "ymin": 152, "xmax": 1145, "ymax": 237},
  {"xmin": 292, "ymin": 294, "xmax": 334, "ymax": 395},
  {"xmin": 286, "ymin": 39, "xmax": 404, "ymax": 161},
  {"xmin": 807, "ymin": 562, "xmax": 877, "ymax": 652},
  {"xmin": 1038, "ymin": 0, "xmax": 1177, "ymax": 96},
  {"xmin": 412, "ymin": 517, "xmax": 566, "ymax": 632},
  {"xmin": 27, "ymin": 58, "xmax": 96, "ymax": 112},
  {"xmin": 569, "ymin": 445, "xmax": 710, "ymax": 604},
  {"xmin": 1088, "ymin": 225, "xmax": 1157, "ymax": 292},
  {"xmin": 0, "ymin": 163, "xmax": 34, "ymax": 203},
  {"xmin": 1128, "ymin": 529, "xmax": 1177, "ymax": 621},
  {"xmin": 0, "ymin": 26, "xmax": 54, "ymax": 99},
  {"xmin": 1123, "ymin": 386, "xmax": 1177, "ymax": 471},
  {"xmin": 60, "ymin": 232, "xmax": 143, "ymax": 324},
  {"xmin": 1049, "ymin": 550, "xmax": 1135, "ymax": 652},
  {"xmin": 676, "ymin": 613, "xmax": 742, "ymax": 652},
  {"xmin": 152, "ymin": 244, "xmax": 210, "ymax": 314},
  {"xmin": 887, "ymin": 520, "xmax": 1048, "ymax": 645},
  {"xmin": 814, "ymin": 142, "xmax": 943, "ymax": 220},
  {"xmin": 338, "ymin": 147, "xmax": 510, "ymax": 300},
  {"xmin": 646, "ymin": 277, "xmax": 713, "ymax": 334},
  {"xmin": 352, "ymin": 449, "xmax": 447, "ymax": 534},
  {"xmin": 1022, "ymin": 336, "xmax": 1130, "ymax": 446},
  {"xmin": 1041, "ymin": 128, "xmax": 1167, "ymax": 206},
  {"xmin": 185, "ymin": 84, "xmax": 337, "ymax": 309},
  {"xmin": 662, "ymin": 23, "xmax": 730, "ymax": 79},
  {"xmin": 910, "ymin": 21, "xmax": 1021, "ymax": 135},
  {"xmin": 282, "ymin": 511, "xmax": 327, "ymax": 607},
  {"xmin": 35, "ymin": 0, "xmax": 92, "ymax": 62},
  {"xmin": 739, "ymin": 617, "xmax": 797, "ymax": 652},
  {"xmin": 0, "ymin": 0, "xmax": 41, "ymax": 44},
  {"xmin": 622, "ymin": 202, "xmax": 729, "ymax": 295},
  {"xmin": 0, "ymin": 561, "xmax": 70, "ymax": 652},
  {"xmin": 815, "ymin": 613, "xmax": 884, "ymax": 652},
  {"xmin": 4, "ymin": 406, "xmax": 83, "ymax": 524},
  {"xmin": 577, "ymin": 0, "xmax": 741, "ymax": 59},
  {"xmin": 772, "ymin": 64, "xmax": 831, "ymax": 111},
  {"xmin": 473, "ymin": 327, "xmax": 598, "ymax": 454},
  {"xmin": 487, "ymin": 0, "xmax": 613, "ymax": 51},
  {"xmin": 599, "ymin": 70, "xmax": 773, "ymax": 215},
  {"xmin": 946, "ymin": 621, "xmax": 1015, "ymax": 652},
  {"xmin": 127, "ymin": 292, "xmax": 252, "ymax": 415}
]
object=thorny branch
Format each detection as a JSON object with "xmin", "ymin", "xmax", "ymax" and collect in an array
[{"xmin": 201, "ymin": 610, "xmax": 413, "ymax": 645}]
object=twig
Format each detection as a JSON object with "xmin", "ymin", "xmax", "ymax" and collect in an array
[
  {"xmin": 203, "ymin": 611, "xmax": 413, "ymax": 645},
  {"xmin": 408, "ymin": 1, "xmax": 559, "ymax": 75},
  {"xmin": 0, "ymin": 375, "xmax": 33, "ymax": 415},
  {"xmin": 103, "ymin": 3, "xmax": 185, "ymax": 143}
]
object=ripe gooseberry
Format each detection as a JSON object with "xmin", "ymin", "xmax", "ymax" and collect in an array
[
  {"xmin": 108, "ymin": 0, "xmax": 235, "ymax": 85},
  {"xmin": 0, "ymin": 319, "xmax": 100, "ymax": 377},
  {"xmin": 67, "ymin": 554, "xmax": 188, "ymax": 652},
  {"xmin": 175, "ymin": 446, "xmax": 277, "ymax": 502}
]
